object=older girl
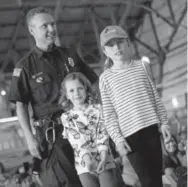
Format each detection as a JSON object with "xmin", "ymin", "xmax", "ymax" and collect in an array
[{"xmin": 99, "ymin": 25, "xmax": 171, "ymax": 187}]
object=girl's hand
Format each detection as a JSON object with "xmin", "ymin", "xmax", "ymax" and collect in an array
[
  {"xmin": 83, "ymin": 154, "xmax": 95, "ymax": 171},
  {"xmin": 96, "ymin": 159, "xmax": 106, "ymax": 173},
  {"xmin": 161, "ymin": 125, "xmax": 171, "ymax": 143},
  {"xmin": 117, "ymin": 141, "xmax": 131, "ymax": 157},
  {"xmin": 96, "ymin": 150, "xmax": 107, "ymax": 173}
]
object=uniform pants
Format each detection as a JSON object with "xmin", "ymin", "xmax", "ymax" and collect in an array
[
  {"xmin": 125, "ymin": 125, "xmax": 163, "ymax": 187},
  {"xmin": 79, "ymin": 168, "xmax": 126, "ymax": 187},
  {"xmin": 39, "ymin": 137, "xmax": 82, "ymax": 187}
]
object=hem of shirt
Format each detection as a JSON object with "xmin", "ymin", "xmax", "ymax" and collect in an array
[
  {"xmin": 76, "ymin": 162, "xmax": 116, "ymax": 175},
  {"xmin": 122, "ymin": 121, "xmax": 160, "ymax": 138},
  {"xmin": 115, "ymin": 137, "xmax": 126, "ymax": 147},
  {"xmin": 8, "ymin": 98, "xmax": 29, "ymax": 104}
]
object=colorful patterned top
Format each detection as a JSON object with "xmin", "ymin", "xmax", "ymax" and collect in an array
[{"xmin": 61, "ymin": 104, "xmax": 116, "ymax": 175}]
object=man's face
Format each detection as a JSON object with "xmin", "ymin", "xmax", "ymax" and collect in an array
[{"xmin": 29, "ymin": 13, "xmax": 57, "ymax": 47}]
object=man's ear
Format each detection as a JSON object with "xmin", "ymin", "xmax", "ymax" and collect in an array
[{"xmin": 28, "ymin": 25, "xmax": 34, "ymax": 36}]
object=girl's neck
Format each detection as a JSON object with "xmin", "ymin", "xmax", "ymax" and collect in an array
[
  {"xmin": 111, "ymin": 60, "xmax": 132, "ymax": 70},
  {"xmin": 73, "ymin": 103, "xmax": 89, "ymax": 112}
]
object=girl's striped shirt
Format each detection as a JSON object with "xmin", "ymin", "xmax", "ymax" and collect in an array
[{"xmin": 99, "ymin": 60, "xmax": 168, "ymax": 147}]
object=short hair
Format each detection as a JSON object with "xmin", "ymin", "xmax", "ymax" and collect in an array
[
  {"xmin": 26, "ymin": 6, "xmax": 51, "ymax": 27},
  {"xmin": 59, "ymin": 72, "xmax": 93, "ymax": 111}
]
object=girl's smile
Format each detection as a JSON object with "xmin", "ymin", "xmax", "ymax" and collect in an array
[{"xmin": 65, "ymin": 79, "xmax": 87, "ymax": 108}]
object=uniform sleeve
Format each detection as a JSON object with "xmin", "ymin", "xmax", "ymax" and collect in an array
[
  {"xmin": 99, "ymin": 77, "xmax": 125, "ymax": 147},
  {"xmin": 8, "ymin": 64, "xmax": 31, "ymax": 104},
  {"xmin": 96, "ymin": 104, "xmax": 109, "ymax": 153}
]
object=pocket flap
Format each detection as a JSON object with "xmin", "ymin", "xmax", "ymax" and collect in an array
[{"xmin": 30, "ymin": 73, "xmax": 51, "ymax": 90}]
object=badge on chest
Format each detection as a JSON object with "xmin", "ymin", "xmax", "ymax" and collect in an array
[
  {"xmin": 68, "ymin": 57, "xmax": 75, "ymax": 67},
  {"xmin": 64, "ymin": 57, "xmax": 76, "ymax": 72}
]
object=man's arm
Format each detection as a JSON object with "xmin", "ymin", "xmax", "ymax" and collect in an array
[
  {"xmin": 16, "ymin": 102, "xmax": 33, "ymax": 138},
  {"xmin": 17, "ymin": 102, "xmax": 41, "ymax": 159}
]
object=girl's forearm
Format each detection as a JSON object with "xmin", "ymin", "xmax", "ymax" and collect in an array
[{"xmin": 100, "ymin": 150, "xmax": 107, "ymax": 161}]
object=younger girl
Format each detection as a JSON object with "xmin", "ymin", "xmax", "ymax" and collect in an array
[
  {"xmin": 60, "ymin": 72, "xmax": 123, "ymax": 187},
  {"xmin": 99, "ymin": 25, "xmax": 171, "ymax": 187}
]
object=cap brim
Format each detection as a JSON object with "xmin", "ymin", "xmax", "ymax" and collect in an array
[{"xmin": 102, "ymin": 35, "xmax": 127, "ymax": 46}]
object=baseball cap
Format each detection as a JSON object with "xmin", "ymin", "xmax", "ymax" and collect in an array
[{"xmin": 100, "ymin": 25, "xmax": 129, "ymax": 46}]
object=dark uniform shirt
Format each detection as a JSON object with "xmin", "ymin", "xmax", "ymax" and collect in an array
[{"xmin": 9, "ymin": 45, "xmax": 98, "ymax": 119}]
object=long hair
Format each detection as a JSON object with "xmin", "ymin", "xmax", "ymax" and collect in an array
[
  {"xmin": 104, "ymin": 57, "xmax": 114, "ymax": 71},
  {"xmin": 58, "ymin": 72, "xmax": 93, "ymax": 111}
]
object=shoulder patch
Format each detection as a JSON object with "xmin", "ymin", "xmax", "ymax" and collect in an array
[{"xmin": 13, "ymin": 68, "xmax": 22, "ymax": 77}]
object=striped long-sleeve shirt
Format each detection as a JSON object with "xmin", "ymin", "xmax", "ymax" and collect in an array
[{"xmin": 99, "ymin": 60, "xmax": 168, "ymax": 147}]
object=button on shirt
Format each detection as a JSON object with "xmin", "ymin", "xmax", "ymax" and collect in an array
[{"xmin": 9, "ymin": 46, "xmax": 98, "ymax": 119}]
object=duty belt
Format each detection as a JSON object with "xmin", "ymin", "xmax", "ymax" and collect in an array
[{"xmin": 33, "ymin": 117, "xmax": 62, "ymax": 144}]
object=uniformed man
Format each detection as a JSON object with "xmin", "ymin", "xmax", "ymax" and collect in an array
[{"xmin": 9, "ymin": 7, "xmax": 98, "ymax": 187}]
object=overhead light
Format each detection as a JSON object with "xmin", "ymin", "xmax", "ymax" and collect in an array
[
  {"xmin": 1, "ymin": 90, "xmax": 6, "ymax": 96},
  {"xmin": 142, "ymin": 56, "xmax": 150, "ymax": 63},
  {"xmin": 172, "ymin": 97, "xmax": 179, "ymax": 109}
]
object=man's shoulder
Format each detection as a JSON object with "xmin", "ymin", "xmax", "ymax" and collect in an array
[{"xmin": 15, "ymin": 49, "xmax": 35, "ymax": 69}]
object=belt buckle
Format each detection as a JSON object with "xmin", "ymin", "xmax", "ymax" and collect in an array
[
  {"xmin": 33, "ymin": 120, "xmax": 42, "ymax": 128},
  {"xmin": 55, "ymin": 117, "xmax": 61, "ymax": 124},
  {"xmin": 45, "ymin": 120, "xmax": 56, "ymax": 144}
]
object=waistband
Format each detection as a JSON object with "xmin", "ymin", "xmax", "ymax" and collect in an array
[
  {"xmin": 33, "ymin": 117, "xmax": 62, "ymax": 128},
  {"xmin": 33, "ymin": 117, "xmax": 63, "ymax": 145},
  {"xmin": 32, "ymin": 104, "xmax": 63, "ymax": 119}
]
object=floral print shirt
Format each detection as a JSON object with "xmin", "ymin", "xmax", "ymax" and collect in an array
[{"xmin": 61, "ymin": 104, "xmax": 115, "ymax": 175}]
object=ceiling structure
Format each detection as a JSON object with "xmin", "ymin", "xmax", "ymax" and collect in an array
[{"xmin": 0, "ymin": 0, "xmax": 154, "ymax": 80}]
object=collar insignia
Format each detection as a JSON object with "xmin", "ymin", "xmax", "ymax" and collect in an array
[{"xmin": 68, "ymin": 57, "xmax": 75, "ymax": 67}]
